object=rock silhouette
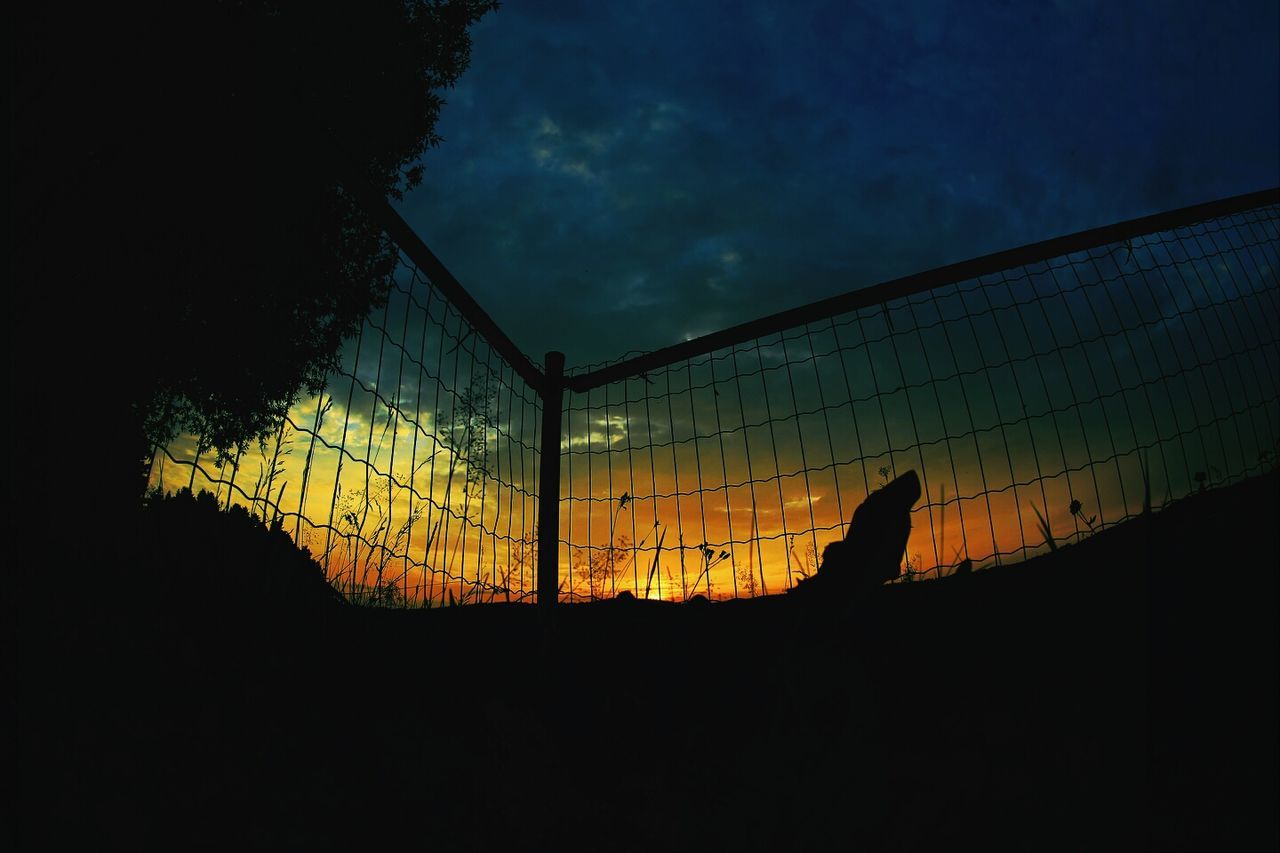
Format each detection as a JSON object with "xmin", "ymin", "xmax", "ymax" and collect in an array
[{"xmin": 792, "ymin": 470, "xmax": 922, "ymax": 598}]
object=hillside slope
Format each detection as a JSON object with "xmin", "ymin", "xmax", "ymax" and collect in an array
[{"xmin": 16, "ymin": 473, "xmax": 1277, "ymax": 850}]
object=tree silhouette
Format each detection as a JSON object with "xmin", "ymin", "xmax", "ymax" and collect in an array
[{"xmin": 14, "ymin": 1, "xmax": 500, "ymax": 499}]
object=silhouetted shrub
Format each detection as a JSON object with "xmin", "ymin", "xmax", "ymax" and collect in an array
[{"xmin": 140, "ymin": 488, "xmax": 345, "ymax": 616}]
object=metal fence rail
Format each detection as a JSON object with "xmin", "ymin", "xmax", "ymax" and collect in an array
[{"xmin": 555, "ymin": 190, "xmax": 1280, "ymax": 600}]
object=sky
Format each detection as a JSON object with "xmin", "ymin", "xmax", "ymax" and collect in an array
[
  {"xmin": 392, "ymin": 0, "xmax": 1280, "ymax": 371},
  {"xmin": 154, "ymin": 0, "xmax": 1279, "ymax": 603}
]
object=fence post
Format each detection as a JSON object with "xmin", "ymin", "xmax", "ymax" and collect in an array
[{"xmin": 538, "ymin": 351, "xmax": 566, "ymax": 608}]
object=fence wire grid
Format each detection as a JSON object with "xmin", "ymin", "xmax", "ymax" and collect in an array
[
  {"xmin": 150, "ymin": 188, "xmax": 1280, "ymax": 606},
  {"xmin": 151, "ymin": 223, "xmax": 546, "ymax": 607},
  {"xmin": 556, "ymin": 198, "xmax": 1280, "ymax": 601}
]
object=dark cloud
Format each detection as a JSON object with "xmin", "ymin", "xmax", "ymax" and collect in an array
[{"xmin": 394, "ymin": 0, "xmax": 1279, "ymax": 369}]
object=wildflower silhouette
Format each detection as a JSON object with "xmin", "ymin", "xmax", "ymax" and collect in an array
[
  {"xmin": 1069, "ymin": 498, "xmax": 1097, "ymax": 531},
  {"xmin": 687, "ymin": 544, "xmax": 730, "ymax": 597},
  {"xmin": 591, "ymin": 491, "xmax": 633, "ymax": 598}
]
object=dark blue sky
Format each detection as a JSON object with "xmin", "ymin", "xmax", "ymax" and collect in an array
[{"xmin": 393, "ymin": 0, "xmax": 1279, "ymax": 369}]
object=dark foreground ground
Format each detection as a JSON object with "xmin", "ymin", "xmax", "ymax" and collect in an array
[{"xmin": 14, "ymin": 473, "xmax": 1278, "ymax": 850}]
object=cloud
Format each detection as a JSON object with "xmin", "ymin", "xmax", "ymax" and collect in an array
[{"xmin": 395, "ymin": 0, "xmax": 1279, "ymax": 371}]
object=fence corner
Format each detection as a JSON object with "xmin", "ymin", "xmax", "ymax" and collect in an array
[{"xmin": 537, "ymin": 351, "xmax": 566, "ymax": 609}]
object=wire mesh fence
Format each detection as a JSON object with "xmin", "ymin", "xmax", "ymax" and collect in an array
[
  {"xmin": 148, "ymin": 187, "xmax": 1279, "ymax": 606},
  {"xmin": 149, "ymin": 198, "xmax": 546, "ymax": 608},
  {"xmin": 557, "ymin": 194, "xmax": 1280, "ymax": 601}
]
